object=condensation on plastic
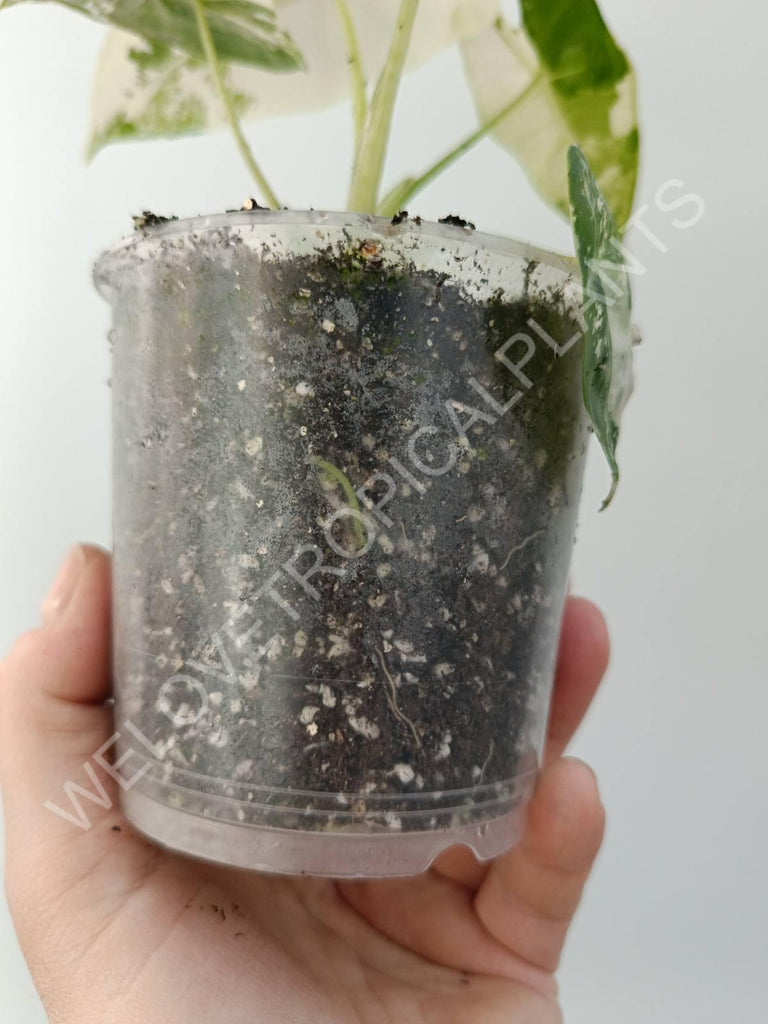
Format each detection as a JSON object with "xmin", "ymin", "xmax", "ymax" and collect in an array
[{"xmin": 95, "ymin": 211, "xmax": 589, "ymax": 878}]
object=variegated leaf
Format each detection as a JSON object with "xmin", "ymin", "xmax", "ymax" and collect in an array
[
  {"xmin": 460, "ymin": 0, "xmax": 639, "ymax": 228},
  {"xmin": 89, "ymin": 0, "xmax": 500, "ymax": 155},
  {"xmin": 568, "ymin": 145, "xmax": 634, "ymax": 507},
  {"xmin": 2, "ymin": 0, "xmax": 302, "ymax": 69}
]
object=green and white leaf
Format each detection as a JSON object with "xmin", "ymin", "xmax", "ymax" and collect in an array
[
  {"xmin": 460, "ymin": 0, "xmax": 638, "ymax": 228},
  {"xmin": 88, "ymin": 0, "xmax": 500, "ymax": 155},
  {"xmin": 2, "ymin": 0, "xmax": 302, "ymax": 69},
  {"xmin": 568, "ymin": 145, "xmax": 634, "ymax": 508},
  {"xmin": 89, "ymin": 40, "xmax": 212, "ymax": 156}
]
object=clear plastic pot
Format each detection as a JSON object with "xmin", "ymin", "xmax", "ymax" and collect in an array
[{"xmin": 95, "ymin": 211, "xmax": 589, "ymax": 878}]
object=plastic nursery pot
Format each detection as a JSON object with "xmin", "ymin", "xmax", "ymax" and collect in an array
[{"xmin": 94, "ymin": 210, "xmax": 589, "ymax": 878}]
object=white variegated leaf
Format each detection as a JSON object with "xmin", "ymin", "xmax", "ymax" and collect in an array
[
  {"xmin": 3, "ymin": 0, "xmax": 302, "ymax": 70},
  {"xmin": 568, "ymin": 145, "xmax": 634, "ymax": 508},
  {"xmin": 89, "ymin": 0, "xmax": 500, "ymax": 155},
  {"xmin": 460, "ymin": 26, "xmax": 573, "ymax": 209},
  {"xmin": 460, "ymin": 1, "xmax": 639, "ymax": 228},
  {"xmin": 89, "ymin": 39, "xmax": 217, "ymax": 156}
]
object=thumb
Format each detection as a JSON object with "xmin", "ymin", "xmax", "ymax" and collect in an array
[{"xmin": 0, "ymin": 544, "xmax": 121, "ymax": 867}]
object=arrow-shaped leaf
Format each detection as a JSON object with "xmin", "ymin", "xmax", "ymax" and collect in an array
[
  {"xmin": 568, "ymin": 144, "xmax": 634, "ymax": 508},
  {"xmin": 460, "ymin": 0, "xmax": 639, "ymax": 229},
  {"xmin": 3, "ymin": 0, "xmax": 303, "ymax": 70}
]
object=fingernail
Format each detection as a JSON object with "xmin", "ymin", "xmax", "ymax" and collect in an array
[{"xmin": 42, "ymin": 545, "xmax": 88, "ymax": 622}]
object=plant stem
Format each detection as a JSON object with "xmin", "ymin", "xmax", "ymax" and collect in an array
[
  {"xmin": 347, "ymin": 0, "xmax": 420, "ymax": 213},
  {"xmin": 334, "ymin": 0, "xmax": 368, "ymax": 155},
  {"xmin": 190, "ymin": 0, "xmax": 281, "ymax": 209},
  {"xmin": 312, "ymin": 457, "xmax": 366, "ymax": 550},
  {"xmin": 378, "ymin": 75, "xmax": 542, "ymax": 217}
]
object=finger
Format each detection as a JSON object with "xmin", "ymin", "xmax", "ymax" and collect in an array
[
  {"xmin": 7, "ymin": 543, "xmax": 112, "ymax": 703},
  {"xmin": 431, "ymin": 844, "xmax": 488, "ymax": 889},
  {"xmin": 474, "ymin": 758, "xmax": 605, "ymax": 972},
  {"xmin": 337, "ymin": 865, "xmax": 557, "ymax": 996},
  {"xmin": 545, "ymin": 597, "xmax": 609, "ymax": 764},
  {"xmin": 0, "ymin": 544, "xmax": 119, "ymax": 855}
]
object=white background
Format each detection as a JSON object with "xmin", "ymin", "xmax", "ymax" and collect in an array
[{"xmin": 1, "ymin": 1, "xmax": 766, "ymax": 1021}]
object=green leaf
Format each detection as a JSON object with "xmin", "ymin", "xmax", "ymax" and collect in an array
[
  {"xmin": 460, "ymin": 0, "xmax": 638, "ymax": 228},
  {"xmin": 568, "ymin": 144, "xmax": 634, "ymax": 508},
  {"xmin": 89, "ymin": 2, "xmax": 500, "ymax": 156},
  {"xmin": 9, "ymin": 0, "xmax": 303, "ymax": 70}
]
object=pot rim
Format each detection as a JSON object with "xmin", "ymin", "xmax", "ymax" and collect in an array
[{"xmin": 95, "ymin": 208, "xmax": 577, "ymax": 276}]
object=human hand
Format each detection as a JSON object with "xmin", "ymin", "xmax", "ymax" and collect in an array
[{"xmin": 0, "ymin": 544, "xmax": 609, "ymax": 1023}]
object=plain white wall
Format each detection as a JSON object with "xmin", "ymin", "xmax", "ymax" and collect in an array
[{"xmin": 1, "ymin": 1, "xmax": 766, "ymax": 1021}]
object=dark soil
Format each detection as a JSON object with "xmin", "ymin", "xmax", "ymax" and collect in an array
[
  {"xmin": 105, "ymin": 221, "xmax": 587, "ymax": 834},
  {"xmin": 132, "ymin": 211, "xmax": 178, "ymax": 231},
  {"xmin": 438, "ymin": 214, "xmax": 476, "ymax": 231}
]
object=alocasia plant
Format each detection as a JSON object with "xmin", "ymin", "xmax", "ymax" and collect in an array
[{"xmin": 1, "ymin": 0, "xmax": 639, "ymax": 501}]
